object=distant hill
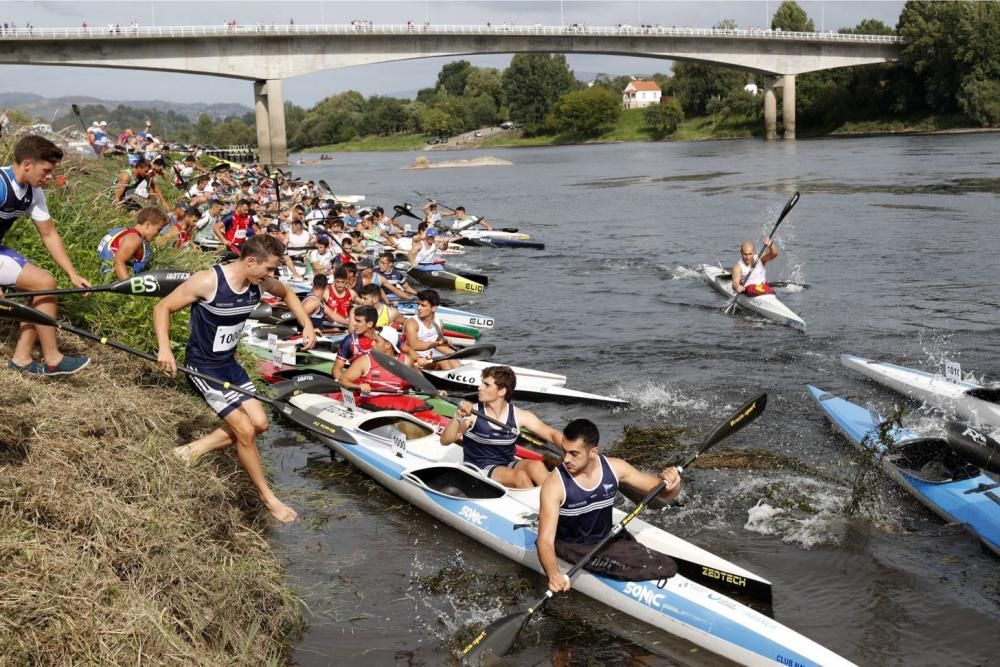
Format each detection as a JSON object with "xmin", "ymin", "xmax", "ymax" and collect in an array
[{"xmin": 0, "ymin": 92, "xmax": 251, "ymax": 123}]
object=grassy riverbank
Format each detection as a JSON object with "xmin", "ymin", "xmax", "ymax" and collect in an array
[
  {"xmin": 0, "ymin": 140, "xmax": 303, "ymax": 663},
  {"xmin": 301, "ymin": 108, "xmax": 985, "ymax": 153}
]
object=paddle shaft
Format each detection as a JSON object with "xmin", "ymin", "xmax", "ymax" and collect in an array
[
  {"xmin": 3, "ymin": 269, "xmax": 191, "ymax": 299},
  {"xmin": 460, "ymin": 391, "xmax": 767, "ymax": 661},
  {"xmin": 71, "ymin": 104, "xmax": 101, "ymax": 157}
]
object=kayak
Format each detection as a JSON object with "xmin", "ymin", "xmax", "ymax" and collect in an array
[
  {"xmin": 280, "ymin": 390, "xmax": 853, "ymax": 666},
  {"xmin": 808, "ymin": 385, "xmax": 1000, "ymax": 557},
  {"xmin": 457, "ymin": 229, "xmax": 545, "ymax": 250},
  {"xmin": 422, "ymin": 359, "xmax": 629, "ymax": 406},
  {"xmin": 698, "ymin": 264, "xmax": 806, "ymax": 332},
  {"xmin": 394, "ymin": 301, "xmax": 495, "ymax": 330},
  {"xmin": 841, "ymin": 354, "xmax": 1000, "ymax": 431},
  {"xmin": 408, "ymin": 264, "xmax": 486, "ymax": 294}
]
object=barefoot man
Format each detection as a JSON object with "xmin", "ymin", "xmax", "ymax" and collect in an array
[{"xmin": 154, "ymin": 235, "xmax": 316, "ymax": 523}]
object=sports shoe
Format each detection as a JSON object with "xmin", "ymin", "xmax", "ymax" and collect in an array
[
  {"xmin": 42, "ymin": 355, "xmax": 91, "ymax": 376},
  {"xmin": 7, "ymin": 359, "xmax": 46, "ymax": 374}
]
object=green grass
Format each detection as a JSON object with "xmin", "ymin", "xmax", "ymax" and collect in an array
[{"xmin": 829, "ymin": 113, "xmax": 971, "ymax": 135}]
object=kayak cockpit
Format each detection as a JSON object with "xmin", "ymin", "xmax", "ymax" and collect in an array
[
  {"xmin": 403, "ymin": 465, "xmax": 507, "ymax": 500},
  {"xmin": 965, "ymin": 386, "xmax": 1000, "ymax": 405},
  {"xmin": 889, "ymin": 438, "xmax": 981, "ymax": 483},
  {"xmin": 359, "ymin": 413, "xmax": 435, "ymax": 441}
]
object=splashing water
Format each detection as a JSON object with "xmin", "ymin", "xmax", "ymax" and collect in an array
[
  {"xmin": 617, "ymin": 380, "xmax": 718, "ymax": 420},
  {"xmin": 740, "ymin": 476, "xmax": 851, "ymax": 549}
]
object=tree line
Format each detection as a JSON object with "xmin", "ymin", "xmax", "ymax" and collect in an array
[
  {"xmin": 47, "ymin": 1, "xmax": 1000, "ymax": 149},
  {"xmin": 53, "ymin": 105, "xmax": 258, "ymax": 147}
]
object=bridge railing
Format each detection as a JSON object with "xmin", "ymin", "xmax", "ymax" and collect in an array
[{"xmin": 0, "ymin": 23, "xmax": 901, "ymax": 43}]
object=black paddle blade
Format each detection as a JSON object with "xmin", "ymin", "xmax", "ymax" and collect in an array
[
  {"xmin": 944, "ymin": 421, "xmax": 1000, "ymax": 474},
  {"xmin": 72, "ymin": 103, "xmax": 81, "ymax": 115},
  {"xmin": 436, "ymin": 344, "xmax": 497, "ymax": 362},
  {"xmin": 678, "ymin": 392, "xmax": 767, "ymax": 470},
  {"xmin": 252, "ymin": 324, "xmax": 300, "ymax": 340},
  {"xmin": 460, "ymin": 610, "xmax": 531, "ymax": 664},
  {"xmin": 371, "ymin": 350, "xmax": 437, "ymax": 394},
  {"xmin": 111, "ymin": 269, "xmax": 191, "ymax": 296},
  {"xmin": 249, "ymin": 302, "xmax": 273, "ymax": 320},
  {"xmin": 0, "ymin": 298, "xmax": 59, "ymax": 327},
  {"xmin": 318, "ymin": 180, "xmax": 332, "ymax": 195},
  {"xmin": 271, "ymin": 374, "xmax": 343, "ymax": 400}
]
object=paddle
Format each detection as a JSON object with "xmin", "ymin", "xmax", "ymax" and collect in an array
[
  {"xmin": 460, "ymin": 391, "xmax": 768, "ymax": 664},
  {"xmin": 3, "ymin": 269, "xmax": 191, "ymax": 299},
  {"xmin": 371, "ymin": 350, "xmax": 562, "ymax": 456},
  {"xmin": 434, "ymin": 344, "xmax": 497, "ymax": 363},
  {"xmin": 393, "ymin": 203, "xmax": 423, "ymax": 222},
  {"xmin": 944, "ymin": 421, "xmax": 1000, "ymax": 474},
  {"xmin": 0, "ymin": 298, "xmax": 358, "ymax": 445},
  {"xmin": 267, "ymin": 372, "xmax": 551, "ymax": 463},
  {"xmin": 71, "ymin": 104, "xmax": 100, "ymax": 157},
  {"xmin": 723, "ymin": 191, "xmax": 800, "ymax": 314}
]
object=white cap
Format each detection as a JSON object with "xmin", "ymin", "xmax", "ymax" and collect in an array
[
  {"xmin": 378, "ymin": 327, "xmax": 401, "ymax": 352},
  {"xmin": 100, "ymin": 121, "xmax": 107, "ymax": 126}
]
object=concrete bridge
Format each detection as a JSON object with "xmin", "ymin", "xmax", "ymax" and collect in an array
[{"xmin": 0, "ymin": 23, "xmax": 900, "ymax": 164}]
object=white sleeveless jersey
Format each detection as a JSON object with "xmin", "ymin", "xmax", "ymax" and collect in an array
[{"xmin": 738, "ymin": 256, "xmax": 766, "ymax": 285}]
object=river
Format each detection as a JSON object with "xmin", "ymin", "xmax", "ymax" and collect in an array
[{"xmin": 260, "ymin": 134, "xmax": 999, "ymax": 666}]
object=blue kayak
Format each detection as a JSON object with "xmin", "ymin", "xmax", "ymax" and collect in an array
[{"xmin": 808, "ymin": 385, "xmax": 1000, "ymax": 557}]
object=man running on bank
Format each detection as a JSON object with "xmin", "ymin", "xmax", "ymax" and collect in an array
[
  {"xmin": 153, "ymin": 235, "xmax": 316, "ymax": 523},
  {"xmin": 537, "ymin": 419, "xmax": 681, "ymax": 592}
]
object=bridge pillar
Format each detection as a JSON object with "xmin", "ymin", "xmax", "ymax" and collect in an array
[
  {"xmin": 763, "ymin": 77, "xmax": 778, "ymax": 140},
  {"xmin": 254, "ymin": 79, "xmax": 288, "ymax": 166},
  {"xmin": 782, "ymin": 75, "xmax": 796, "ymax": 140}
]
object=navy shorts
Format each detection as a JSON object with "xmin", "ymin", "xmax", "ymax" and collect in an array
[{"xmin": 186, "ymin": 359, "xmax": 257, "ymax": 419}]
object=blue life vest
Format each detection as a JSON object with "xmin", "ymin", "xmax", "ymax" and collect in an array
[
  {"xmin": 462, "ymin": 401, "xmax": 518, "ymax": 469},
  {"xmin": 97, "ymin": 227, "xmax": 151, "ymax": 275},
  {"xmin": 186, "ymin": 264, "xmax": 261, "ymax": 368},
  {"xmin": 0, "ymin": 166, "xmax": 33, "ymax": 244},
  {"xmin": 556, "ymin": 454, "xmax": 619, "ymax": 544}
]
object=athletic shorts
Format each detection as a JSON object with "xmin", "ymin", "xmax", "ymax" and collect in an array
[
  {"xmin": 476, "ymin": 460, "xmax": 517, "ymax": 479},
  {"xmin": 0, "ymin": 246, "xmax": 29, "ymax": 286},
  {"xmin": 555, "ymin": 530, "xmax": 678, "ymax": 582},
  {"xmin": 186, "ymin": 359, "xmax": 257, "ymax": 419}
]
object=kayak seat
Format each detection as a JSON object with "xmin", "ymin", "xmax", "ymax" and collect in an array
[
  {"xmin": 965, "ymin": 387, "xmax": 1000, "ymax": 405},
  {"xmin": 407, "ymin": 466, "xmax": 505, "ymax": 500},
  {"xmin": 890, "ymin": 438, "xmax": 980, "ymax": 483}
]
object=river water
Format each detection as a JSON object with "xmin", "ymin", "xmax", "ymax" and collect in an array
[{"xmin": 260, "ymin": 134, "xmax": 999, "ymax": 666}]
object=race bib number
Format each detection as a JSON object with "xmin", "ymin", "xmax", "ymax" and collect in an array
[
  {"xmin": 342, "ymin": 389, "xmax": 357, "ymax": 411},
  {"xmin": 945, "ymin": 360, "xmax": 962, "ymax": 384},
  {"xmin": 234, "ymin": 228, "xmax": 247, "ymax": 240},
  {"xmin": 213, "ymin": 322, "xmax": 244, "ymax": 352},
  {"xmin": 390, "ymin": 427, "xmax": 406, "ymax": 458}
]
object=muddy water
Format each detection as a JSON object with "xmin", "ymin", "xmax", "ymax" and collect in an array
[{"xmin": 261, "ymin": 134, "xmax": 999, "ymax": 665}]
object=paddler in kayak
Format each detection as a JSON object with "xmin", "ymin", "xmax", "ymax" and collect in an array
[
  {"xmin": 331, "ymin": 289, "xmax": 402, "ymax": 380},
  {"xmin": 336, "ymin": 305, "xmax": 411, "ymax": 391},
  {"xmin": 154, "ymin": 234, "xmax": 316, "ymax": 523},
  {"xmin": 402, "ymin": 288, "xmax": 460, "ymax": 370},
  {"xmin": 537, "ymin": 418, "xmax": 681, "ymax": 591},
  {"xmin": 407, "ymin": 226, "xmax": 452, "ymax": 266},
  {"xmin": 376, "ymin": 251, "xmax": 417, "ymax": 301},
  {"xmin": 440, "ymin": 365, "xmax": 565, "ymax": 488},
  {"xmin": 732, "ymin": 237, "xmax": 778, "ymax": 297}
]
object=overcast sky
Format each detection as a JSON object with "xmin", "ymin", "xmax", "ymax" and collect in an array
[{"xmin": 8, "ymin": 0, "xmax": 905, "ymax": 108}]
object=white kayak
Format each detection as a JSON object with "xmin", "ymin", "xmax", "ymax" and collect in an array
[
  {"xmin": 422, "ymin": 359, "xmax": 628, "ymax": 406},
  {"xmin": 698, "ymin": 264, "xmax": 806, "ymax": 332},
  {"xmin": 280, "ymin": 391, "xmax": 853, "ymax": 666},
  {"xmin": 394, "ymin": 301, "xmax": 496, "ymax": 330},
  {"xmin": 841, "ymin": 353, "xmax": 1000, "ymax": 431}
]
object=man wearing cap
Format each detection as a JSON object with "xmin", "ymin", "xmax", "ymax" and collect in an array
[{"xmin": 407, "ymin": 225, "xmax": 451, "ymax": 266}]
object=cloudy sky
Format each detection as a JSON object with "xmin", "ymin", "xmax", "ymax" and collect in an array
[{"xmin": 8, "ymin": 0, "xmax": 905, "ymax": 108}]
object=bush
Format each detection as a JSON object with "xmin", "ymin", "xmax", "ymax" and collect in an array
[
  {"xmin": 548, "ymin": 87, "xmax": 621, "ymax": 137},
  {"xmin": 644, "ymin": 99, "xmax": 685, "ymax": 138}
]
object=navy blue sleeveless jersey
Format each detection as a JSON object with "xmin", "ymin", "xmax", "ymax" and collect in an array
[
  {"xmin": 186, "ymin": 265, "xmax": 261, "ymax": 368},
  {"xmin": 461, "ymin": 401, "xmax": 518, "ymax": 469},
  {"xmin": 556, "ymin": 455, "xmax": 619, "ymax": 544},
  {"xmin": 0, "ymin": 167, "xmax": 34, "ymax": 244}
]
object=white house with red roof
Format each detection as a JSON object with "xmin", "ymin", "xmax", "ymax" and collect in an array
[{"xmin": 622, "ymin": 80, "xmax": 662, "ymax": 109}]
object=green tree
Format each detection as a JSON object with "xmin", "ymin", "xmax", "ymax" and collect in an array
[
  {"xmin": 363, "ymin": 96, "xmax": 408, "ymax": 135},
  {"xmin": 839, "ymin": 18, "xmax": 894, "ymax": 35},
  {"xmin": 771, "ymin": 1, "xmax": 815, "ymax": 32},
  {"xmin": 644, "ymin": 98, "xmax": 684, "ymax": 138},
  {"xmin": 705, "ymin": 95, "xmax": 729, "ymax": 125},
  {"xmin": 415, "ymin": 88, "xmax": 437, "ymax": 105},
  {"xmin": 465, "ymin": 94, "xmax": 498, "ymax": 129},
  {"xmin": 194, "ymin": 113, "xmax": 214, "ymax": 143},
  {"xmin": 959, "ymin": 77, "xmax": 1000, "ymax": 127},
  {"xmin": 284, "ymin": 102, "xmax": 307, "ymax": 148},
  {"xmin": 548, "ymin": 86, "xmax": 620, "ymax": 137},
  {"xmin": 502, "ymin": 53, "xmax": 577, "ymax": 133},
  {"xmin": 436, "ymin": 60, "xmax": 473, "ymax": 97},
  {"xmin": 670, "ymin": 62, "xmax": 746, "ymax": 115},
  {"xmin": 464, "ymin": 67, "xmax": 505, "ymax": 108}
]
